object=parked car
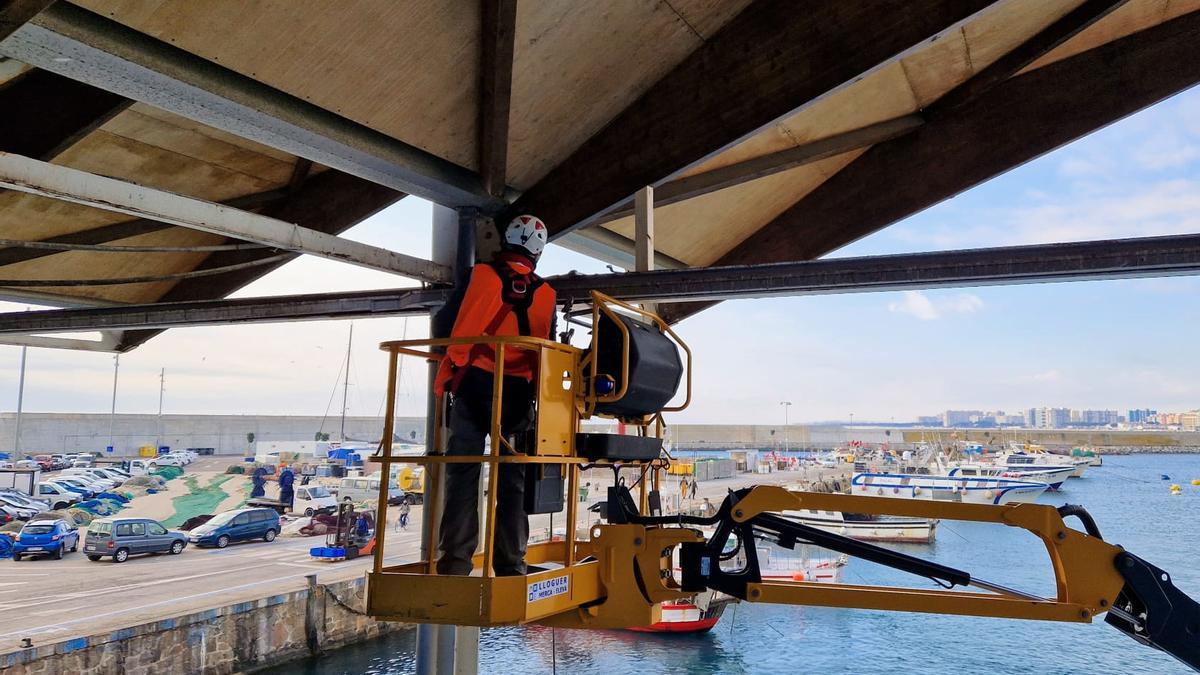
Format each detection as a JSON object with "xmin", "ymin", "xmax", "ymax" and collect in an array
[
  {"xmin": 0, "ymin": 492, "xmax": 48, "ymax": 515},
  {"xmin": 61, "ymin": 469, "xmax": 118, "ymax": 490},
  {"xmin": 0, "ymin": 488, "xmax": 50, "ymax": 509},
  {"xmin": 146, "ymin": 455, "xmax": 182, "ymax": 469},
  {"xmin": 14, "ymin": 459, "xmax": 39, "ymax": 470},
  {"xmin": 0, "ymin": 461, "xmax": 13, "ymax": 469},
  {"xmin": 0, "ymin": 502, "xmax": 37, "ymax": 521},
  {"xmin": 55, "ymin": 473, "xmax": 108, "ymax": 492},
  {"xmin": 338, "ymin": 474, "xmax": 405, "ymax": 505},
  {"xmin": 12, "ymin": 519, "xmax": 79, "ymax": 560},
  {"xmin": 187, "ymin": 508, "xmax": 280, "ymax": 548},
  {"xmin": 31, "ymin": 455, "xmax": 56, "ymax": 471},
  {"xmin": 45, "ymin": 477, "xmax": 96, "ymax": 499},
  {"xmin": 84, "ymin": 517, "xmax": 187, "ymax": 562},
  {"xmin": 35, "ymin": 482, "xmax": 79, "ymax": 510},
  {"xmin": 88, "ymin": 467, "xmax": 130, "ymax": 484}
]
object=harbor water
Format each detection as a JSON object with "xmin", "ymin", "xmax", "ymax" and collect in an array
[{"xmin": 271, "ymin": 454, "xmax": 1199, "ymax": 674}]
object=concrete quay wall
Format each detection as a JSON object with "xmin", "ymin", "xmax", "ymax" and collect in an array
[
  {"xmin": 0, "ymin": 577, "xmax": 402, "ymax": 675},
  {"xmin": 0, "ymin": 413, "xmax": 424, "ymax": 456}
]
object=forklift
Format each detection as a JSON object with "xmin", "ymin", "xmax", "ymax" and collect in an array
[
  {"xmin": 366, "ymin": 291, "xmax": 1199, "ymax": 671},
  {"xmin": 310, "ymin": 501, "xmax": 376, "ymax": 562}
]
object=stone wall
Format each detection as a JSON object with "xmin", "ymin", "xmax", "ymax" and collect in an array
[
  {"xmin": 0, "ymin": 577, "xmax": 405, "ymax": 675},
  {"xmin": 0, "ymin": 413, "xmax": 425, "ymax": 456}
]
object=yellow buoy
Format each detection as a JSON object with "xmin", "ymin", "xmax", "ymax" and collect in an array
[
  {"xmin": 1171, "ymin": 484, "xmax": 1183, "ymax": 494},
  {"xmin": 1192, "ymin": 479, "xmax": 1200, "ymax": 486}
]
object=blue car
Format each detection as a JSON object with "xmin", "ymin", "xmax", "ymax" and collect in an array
[
  {"xmin": 13, "ymin": 519, "xmax": 79, "ymax": 560},
  {"xmin": 187, "ymin": 508, "xmax": 280, "ymax": 548}
]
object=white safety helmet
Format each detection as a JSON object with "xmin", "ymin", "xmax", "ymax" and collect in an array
[{"xmin": 502, "ymin": 214, "xmax": 548, "ymax": 261}]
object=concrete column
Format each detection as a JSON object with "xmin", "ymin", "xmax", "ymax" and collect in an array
[{"xmin": 416, "ymin": 205, "xmax": 480, "ymax": 675}]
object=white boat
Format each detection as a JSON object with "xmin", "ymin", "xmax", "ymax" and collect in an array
[
  {"xmin": 851, "ymin": 472, "xmax": 1048, "ymax": 505},
  {"xmin": 754, "ymin": 543, "xmax": 847, "ymax": 583},
  {"xmin": 783, "ymin": 508, "xmax": 936, "ymax": 544},
  {"xmin": 1001, "ymin": 443, "xmax": 1091, "ymax": 477},
  {"xmin": 946, "ymin": 463, "xmax": 1073, "ymax": 490},
  {"xmin": 1003, "ymin": 451, "xmax": 1089, "ymax": 478}
]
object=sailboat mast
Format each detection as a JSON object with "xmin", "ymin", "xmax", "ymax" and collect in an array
[{"xmin": 340, "ymin": 323, "xmax": 353, "ymax": 441}]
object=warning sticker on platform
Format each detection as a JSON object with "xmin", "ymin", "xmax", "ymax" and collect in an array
[{"xmin": 528, "ymin": 575, "xmax": 570, "ymax": 602}]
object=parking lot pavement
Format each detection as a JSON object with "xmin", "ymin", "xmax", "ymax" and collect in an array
[{"xmin": 0, "ymin": 527, "xmax": 425, "ymax": 652}]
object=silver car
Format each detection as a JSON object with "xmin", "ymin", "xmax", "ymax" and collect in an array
[{"xmin": 85, "ymin": 518, "xmax": 187, "ymax": 562}]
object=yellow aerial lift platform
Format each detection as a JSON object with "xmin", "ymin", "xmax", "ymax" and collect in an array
[{"xmin": 368, "ymin": 292, "xmax": 1199, "ymax": 671}]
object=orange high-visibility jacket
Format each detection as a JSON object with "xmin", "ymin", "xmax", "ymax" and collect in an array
[{"xmin": 434, "ymin": 261, "xmax": 556, "ymax": 394}]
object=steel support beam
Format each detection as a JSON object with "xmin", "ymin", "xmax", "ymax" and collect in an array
[
  {"xmin": 0, "ymin": 187, "xmax": 288, "ymax": 269},
  {"xmin": 510, "ymin": 0, "xmax": 997, "ymax": 237},
  {"xmin": 0, "ymin": 2, "xmax": 506, "ymax": 209},
  {"xmin": 594, "ymin": 116, "xmax": 923, "ymax": 223},
  {"xmin": 0, "ymin": 333, "xmax": 119, "ymax": 352},
  {"xmin": 9, "ymin": 233, "xmax": 1200, "ymax": 335},
  {"xmin": 554, "ymin": 229, "xmax": 685, "ymax": 270},
  {"xmin": 0, "ymin": 151, "xmax": 451, "ymax": 283}
]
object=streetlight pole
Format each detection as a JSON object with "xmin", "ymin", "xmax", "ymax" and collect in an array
[
  {"xmin": 13, "ymin": 344, "xmax": 27, "ymax": 457},
  {"xmin": 156, "ymin": 368, "xmax": 165, "ymax": 450},
  {"xmin": 780, "ymin": 401, "xmax": 792, "ymax": 455},
  {"xmin": 109, "ymin": 354, "xmax": 120, "ymax": 455}
]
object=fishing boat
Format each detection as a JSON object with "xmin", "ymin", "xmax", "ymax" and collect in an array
[
  {"xmin": 851, "ymin": 472, "xmax": 1049, "ymax": 505},
  {"xmin": 628, "ymin": 590, "xmax": 735, "ymax": 633},
  {"xmin": 945, "ymin": 463, "xmax": 1073, "ymax": 490},
  {"xmin": 1002, "ymin": 443, "xmax": 1092, "ymax": 477},
  {"xmin": 783, "ymin": 508, "xmax": 936, "ymax": 544}
]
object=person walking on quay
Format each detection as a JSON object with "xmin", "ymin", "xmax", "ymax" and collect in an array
[
  {"xmin": 690, "ymin": 479, "xmax": 698, "ymax": 500},
  {"xmin": 579, "ymin": 481, "xmax": 590, "ymax": 503},
  {"xmin": 680, "ymin": 477, "xmax": 689, "ymax": 501}
]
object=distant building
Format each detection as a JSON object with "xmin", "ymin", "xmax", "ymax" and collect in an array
[
  {"xmin": 1128, "ymin": 409, "xmax": 1157, "ymax": 425},
  {"xmin": 917, "ymin": 416, "xmax": 941, "ymax": 426},
  {"xmin": 1181, "ymin": 411, "xmax": 1200, "ymax": 432},
  {"xmin": 1155, "ymin": 412, "xmax": 1183, "ymax": 427},
  {"xmin": 1079, "ymin": 409, "xmax": 1120, "ymax": 426},
  {"xmin": 1028, "ymin": 407, "xmax": 1071, "ymax": 428},
  {"xmin": 942, "ymin": 410, "xmax": 983, "ymax": 427}
]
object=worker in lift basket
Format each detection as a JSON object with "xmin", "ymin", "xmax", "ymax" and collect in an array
[{"xmin": 433, "ymin": 215, "xmax": 556, "ymax": 576}]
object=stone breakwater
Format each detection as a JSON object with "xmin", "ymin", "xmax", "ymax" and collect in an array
[
  {"xmin": 0, "ymin": 576, "xmax": 403, "ymax": 675},
  {"xmin": 1087, "ymin": 446, "xmax": 1200, "ymax": 454}
]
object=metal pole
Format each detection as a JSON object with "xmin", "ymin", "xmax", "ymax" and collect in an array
[
  {"xmin": 417, "ymin": 205, "xmax": 478, "ymax": 675},
  {"xmin": 781, "ymin": 401, "xmax": 792, "ymax": 455},
  {"xmin": 13, "ymin": 344, "xmax": 27, "ymax": 456},
  {"xmin": 341, "ymin": 323, "xmax": 353, "ymax": 441},
  {"xmin": 156, "ymin": 367, "xmax": 165, "ymax": 449},
  {"xmin": 109, "ymin": 354, "xmax": 119, "ymax": 455}
]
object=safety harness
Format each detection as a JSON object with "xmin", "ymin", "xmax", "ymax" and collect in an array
[{"xmin": 447, "ymin": 259, "xmax": 544, "ymax": 394}]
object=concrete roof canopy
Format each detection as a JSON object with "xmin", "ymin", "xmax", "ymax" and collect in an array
[{"xmin": 0, "ymin": 0, "xmax": 1198, "ymax": 348}]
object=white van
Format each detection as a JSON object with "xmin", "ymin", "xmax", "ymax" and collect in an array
[
  {"xmin": 292, "ymin": 485, "xmax": 338, "ymax": 516},
  {"xmin": 337, "ymin": 475, "xmax": 404, "ymax": 505}
]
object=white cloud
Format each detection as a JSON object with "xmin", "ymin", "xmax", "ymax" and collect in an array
[{"xmin": 887, "ymin": 291, "xmax": 983, "ymax": 320}]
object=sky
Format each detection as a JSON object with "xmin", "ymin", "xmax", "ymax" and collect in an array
[{"xmin": 2, "ymin": 87, "xmax": 1199, "ymax": 425}]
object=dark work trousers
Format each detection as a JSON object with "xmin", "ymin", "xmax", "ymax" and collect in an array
[{"xmin": 437, "ymin": 366, "xmax": 533, "ymax": 576}]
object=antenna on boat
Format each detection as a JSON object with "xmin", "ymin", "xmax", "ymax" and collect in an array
[{"xmin": 340, "ymin": 322, "xmax": 353, "ymax": 442}]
